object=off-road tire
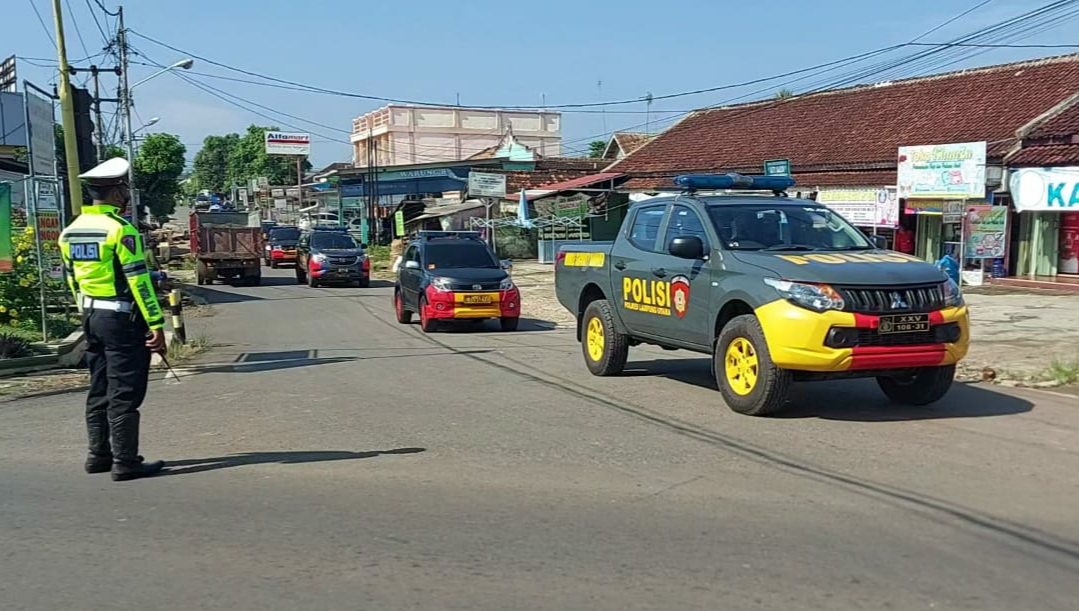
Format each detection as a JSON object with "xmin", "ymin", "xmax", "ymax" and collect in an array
[
  {"xmin": 500, "ymin": 317, "xmax": 519, "ymax": 332},
  {"xmin": 581, "ymin": 299, "xmax": 628, "ymax": 376},
  {"xmin": 419, "ymin": 297, "xmax": 437, "ymax": 333},
  {"xmin": 270, "ymin": 260, "xmax": 278, "ymax": 269},
  {"xmin": 359, "ymin": 277, "xmax": 370, "ymax": 288},
  {"xmin": 876, "ymin": 365, "xmax": 956, "ymax": 406},
  {"xmin": 394, "ymin": 290, "xmax": 412, "ymax": 324},
  {"xmin": 715, "ymin": 314, "xmax": 792, "ymax": 416},
  {"xmin": 307, "ymin": 267, "xmax": 319, "ymax": 288}
]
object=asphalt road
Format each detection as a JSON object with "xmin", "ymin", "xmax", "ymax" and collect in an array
[{"xmin": 3, "ymin": 268, "xmax": 1079, "ymax": 610}]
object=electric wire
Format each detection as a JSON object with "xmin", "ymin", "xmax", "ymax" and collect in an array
[{"xmin": 27, "ymin": 0, "xmax": 57, "ymax": 47}]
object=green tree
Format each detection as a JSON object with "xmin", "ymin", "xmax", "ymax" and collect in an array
[
  {"xmin": 133, "ymin": 133, "xmax": 186, "ymax": 221},
  {"xmin": 227, "ymin": 125, "xmax": 311, "ymax": 187},
  {"xmin": 589, "ymin": 140, "xmax": 608, "ymax": 158},
  {"xmin": 192, "ymin": 133, "xmax": 240, "ymax": 193},
  {"xmin": 103, "ymin": 144, "xmax": 127, "ymax": 160}
]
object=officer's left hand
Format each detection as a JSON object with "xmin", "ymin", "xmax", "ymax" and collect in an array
[{"xmin": 146, "ymin": 329, "xmax": 167, "ymax": 354}]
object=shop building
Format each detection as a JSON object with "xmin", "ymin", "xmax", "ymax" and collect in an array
[
  {"xmin": 608, "ymin": 54, "xmax": 1079, "ymax": 278},
  {"xmin": 1002, "ymin": 100, "xmax": 1079, "ymax": 288}
]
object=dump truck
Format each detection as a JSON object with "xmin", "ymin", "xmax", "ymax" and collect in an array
[{"xmin": 190, "ymin": 211, "xmax": 263, "ymax": 286}]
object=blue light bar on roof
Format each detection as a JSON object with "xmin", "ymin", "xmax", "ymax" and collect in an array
[{"xmin": 673, "ymin": 173, "xmax": 795, "ymax": 192}]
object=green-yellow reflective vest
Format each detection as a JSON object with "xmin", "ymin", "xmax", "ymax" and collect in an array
[{"xmin": 58, "ymin": 205, "xmax": 165, "ymax": 330}]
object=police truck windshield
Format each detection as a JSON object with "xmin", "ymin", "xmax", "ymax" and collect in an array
[
  {"xmin": 425, "ymin": 243, "xmax": 498, "ymax": 269},
  {"xmin": 708, "ymin": 204, "xmax": 873, "ymax": 252},
  {"xmin": 311, "ymin": 233, "xmax": 358, "ymax": 250},
  {"xmin": 271, "ymin": 228, "xmax": 300, "ymax": 241}
]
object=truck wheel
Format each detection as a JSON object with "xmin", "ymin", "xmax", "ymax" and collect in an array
[
  {"xmin": 248, "ymin": 270, "xmax": 262, "ymax": 286},
  {"xmin": 307, "ymin": 271, "xmax": 319, "ymax": 288},
  {"xmin": 500, "ymin": 317, "xmax": 519, "ymax": 332},
  {"xmin": 295, "ymin": 267, "xmax": 305, "ymax": 284},
  {"xmin": 359, "ymin": 276, "xmax": 370, "ymax": 288},
  {"xmin": 196, "ymin": 261, "xmax": 211, "ymax": 285},
  {"xmin": 270, "ymin": 260, "xmax": 278, "ymax": 269},
  {"xmin": 394, "ymin": 290, "xmax": 412, "ymax": 324},
  {"xmin": 876, "ymin": 366, "xmax": 955, "ymax": 406},
  {"xmin": 581, "ymin": 300, "xmax": 628, "ymax": 376},
  {"xmin": 715, "ymin": 314, "xmax": 792, "ymax": 416}
]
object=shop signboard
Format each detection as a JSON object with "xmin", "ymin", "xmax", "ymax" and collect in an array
[
  {"xmin": 467, "ymin": 172, "xmax": 507, "ymax": 198},
  {"xmin": 341, "ymin": 197, "xmax": 363, "ymax": 209},
  {"xmin": 942, "ymin": 200, "xmax": 964, "ymax": 223},
  {"xmin": 963, "ymin": 205, "xmax": 1008, "ymax": 260},
  {"xmin": 26, "ymin": 90, "xmax": 55, "ymax": 176},
  {"xmin": 394, "ymin": 210, "xmax": 405, "ymax": 237},
  {"xmin": 265, "ymin": 132, "xmax": 310, "ymax": 156},
  {"xmin": 35, "ymin": 180, "xmax": 57, "ymax": 210},
  {"xmin": 763, "ymin": 158, "xmax": 791, "ymax": 177},
  {"xmin": 897, "ymin": 141, "xmax": 986, "ymax": 199},
  {"xmin": 1009, "ymin": 166, "xmax": 1079, "ymax": 212},
  {"xmin": 816, "ymin": 187, "xmax": 898, "ymax": 227}
]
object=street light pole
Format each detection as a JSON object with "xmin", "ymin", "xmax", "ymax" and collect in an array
[{"xmin": 51, "ymin": 0, "xmax": 83, "ymax": 215}]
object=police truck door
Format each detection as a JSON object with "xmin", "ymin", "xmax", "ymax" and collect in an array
[
  {"xmin": 611, "ymin": 203, "xmax": 669, "ymax": 337},
  {"xmin": 651, "ymin": 204, "xmax": 714, "ymax": 347}
]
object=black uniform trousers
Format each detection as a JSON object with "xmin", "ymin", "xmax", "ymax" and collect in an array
[{"xmin": 83, "ymin": 307, "xmax": 151, "ymax": 466}]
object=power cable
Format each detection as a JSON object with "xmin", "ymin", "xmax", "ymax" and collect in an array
[
  {"xmin": 911, "ymin": 0, "xmax": 995, "ymax": 42},
  {"xmin": 83, "ymin": 0, "xmax": 109, "ymax": 43},
  {"xmin": 27, "ymin": 0, "xmax": 57, "ymax": 47},
  {"xmin": 89, "ymin": 0, "xmax": 118, "ymax": 16}
]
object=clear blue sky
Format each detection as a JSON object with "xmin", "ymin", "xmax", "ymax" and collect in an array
[{"xmin": 9, "ymin": 0, "xmax": 1078, "ymax": 168}]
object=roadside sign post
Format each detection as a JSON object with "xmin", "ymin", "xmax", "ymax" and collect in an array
[
  {"xmin": 264, "ymin": 132, "xmax": 311, "ymax": 225},
  {"xmin": 763, "ymin": 159, "xmax": 791, "ymax": 177}
]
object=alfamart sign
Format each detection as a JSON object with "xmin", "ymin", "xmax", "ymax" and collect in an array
[
  {"xmin": 264, "ymin": 132, "xmax": 310, "ymax": 156},
  {"xmin": 1010, "ymin": 167, "xmax": 1079, "ymax": 212}
]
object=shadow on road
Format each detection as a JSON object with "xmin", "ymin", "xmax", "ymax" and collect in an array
[
  {"xmin": 161, "ymin": 447, "xmax": 426, "ymax": 477},
  {"xmin": 181, "ymin": 348, "xmax": 496, "ymax": 375},
  {"xmin": 625, "ymin": 357, "xmax": 1033, "ymax": 421},
  {"xmin": 428, "ymin": 317, "xmax": 561, "ymax": 334}
]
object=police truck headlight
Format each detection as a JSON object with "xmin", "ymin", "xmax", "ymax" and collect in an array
[
  {"xmin": 311, "ymin": 253, "xmax": 327, "ymax": 263},
  {"xmin": 942, "ymin": 277, "xmax": 964, "ymax": 307},
  {"xmin": 431, "ymin": 277, "xmax": 454, "ymax": 292},
  {"xmin": 764, "ymin": 278, "xmax": 846, "ymax": 313},
  {"xmin": 499, "ymin": 277, "xmax": 515, "ymax": 290}
]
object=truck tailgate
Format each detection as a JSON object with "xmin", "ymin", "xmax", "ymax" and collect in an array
[
  {"xmin": 199, "ymin": 227, "xmax": 262, "ymax": 259},
  {"xmin": 554, "ymin": 242, "xmax": 612, "ymax": 314}
]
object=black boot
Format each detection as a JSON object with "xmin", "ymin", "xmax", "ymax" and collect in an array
[
  {"xmin": 110, "ymin": 411, "xmax": 165, "ymax": 482},
  {"xmin": 85, "ymin": 412, "xmax": 112, "ymax": 474}
]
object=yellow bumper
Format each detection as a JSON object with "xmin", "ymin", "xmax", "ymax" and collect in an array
[{"xmin": 753, "ymin": 299, "xmax": 969, "ymax": 372}]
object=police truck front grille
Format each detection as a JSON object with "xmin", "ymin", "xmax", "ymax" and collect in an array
[
  {"xmin": 450, "ymin": 281, "xmax": 501, "ymax": 291},
  {"xmin": 327, "ymin": 256, "xmax": 357, "ymax": 266},
  {"xmin": 838, "ymin": 284, "xmax": 945, "ymax": 314}
]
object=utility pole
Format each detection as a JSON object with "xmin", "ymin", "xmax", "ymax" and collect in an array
[
  {"xmin": 51, "ymin": 0, "xmax": 83, "ymax": 215},
  {"xmin": 90, "ymin": 67, "xmax": 105, "ymax": 161},
  {"xmin": 117, "ymin": 6, "xmax": 140, "ymax": 226}
]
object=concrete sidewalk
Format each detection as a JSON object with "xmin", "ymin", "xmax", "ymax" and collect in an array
[{"xmin": 511, "ymin": 261, "xmax": 1079, "ymax": 385}]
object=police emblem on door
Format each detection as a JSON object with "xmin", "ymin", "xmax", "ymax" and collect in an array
[{"xmin": 670, "ymin": 275, "xmax": 691, "ymax": 319}]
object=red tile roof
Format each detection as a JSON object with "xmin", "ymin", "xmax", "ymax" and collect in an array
[
  {"xmin": 1008, "ymin": 144, "xmax": 1079, "ymax": 166},
  {"xmin": 612, "ymin": 54, "xmax": 1079, "ymax": 185},
  {"xmin": 1026, "ymin": 102, "xmax": 1079, "ymax": 138},
  {"xmin": 529, "ymin": 172, "xmax": 626, "ymax": 199},
  {"xmin": 609, "ymin": 132, "xmax": 655, "ymax": 157}
]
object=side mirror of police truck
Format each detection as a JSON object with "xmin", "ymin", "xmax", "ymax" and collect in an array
[
  {"xmin": 669, "ymin": 236, "xmax": 705, "ymax": 260},
  {"xmin": 404, "ymin": 260, "xmax": 421, "ymax": 270},
  {"xmin": 500, "ymin": 259, "xmax": 513, "ymax": 270}
]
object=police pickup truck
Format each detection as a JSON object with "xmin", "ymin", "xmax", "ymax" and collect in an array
[{"xmin": 554, "ymin": 174, "xmax": 969, "ymax": 416}]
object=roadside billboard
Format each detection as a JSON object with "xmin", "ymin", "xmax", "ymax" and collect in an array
[
  {"xmin": 816, "ymin": 187, "xmax": 899, "ymax": 227},
  {"xmin": 265, "ymin": 132, "xmax": 310, "ymax": 156},
  {"xmin": 897, "ymin": 141, "xmax": 986, "ymax": 200},
  {"xmin": 468, "ymin": 172, "xmax": 507, "ymax": 198},
  {"xmin": 963, "ymin": 205, "xmax": 1008, "ymax": 260}
]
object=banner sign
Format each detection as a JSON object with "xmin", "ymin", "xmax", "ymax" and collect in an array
[
  {"xmin": 394, "ymin": 210, "xmax": 405, "ymax": 237},
  {"xmin": 468, "ymin": 172, "xmax": 507, "ymax": 198},
  {"xmin": 898, "ymin": 141, "xmax": 986, "ymax": 199},
  {"xmin": 0, "ymin": 184, "xmax": 11, "ymax": 272},
  {"xmin": 1009, "ymin": 166, "xmax": 1079, "ymax": 212},
  {"xmin": 264, "ymin": 132, "xmax": 310, "ymax": 156},
  {"xmin": 963, "ymin": 205, "xmax": 1008, "ymax": 260},
  {"xmin": 816, "ymin": 187, "xmax": 898, "ymax": 227}
]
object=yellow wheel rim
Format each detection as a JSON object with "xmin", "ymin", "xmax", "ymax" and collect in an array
[
  {"xmin": 724, "ymin": 337, "xmax": 759, "ymax": 396},
  {"xmin": 585, "ymin": 316, "xmax": 605, "ymax": 362}
]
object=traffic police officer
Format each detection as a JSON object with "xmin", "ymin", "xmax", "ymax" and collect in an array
[{"xmin": 59, "ymin": 157, "xmax": 168, "ymax": 482}]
